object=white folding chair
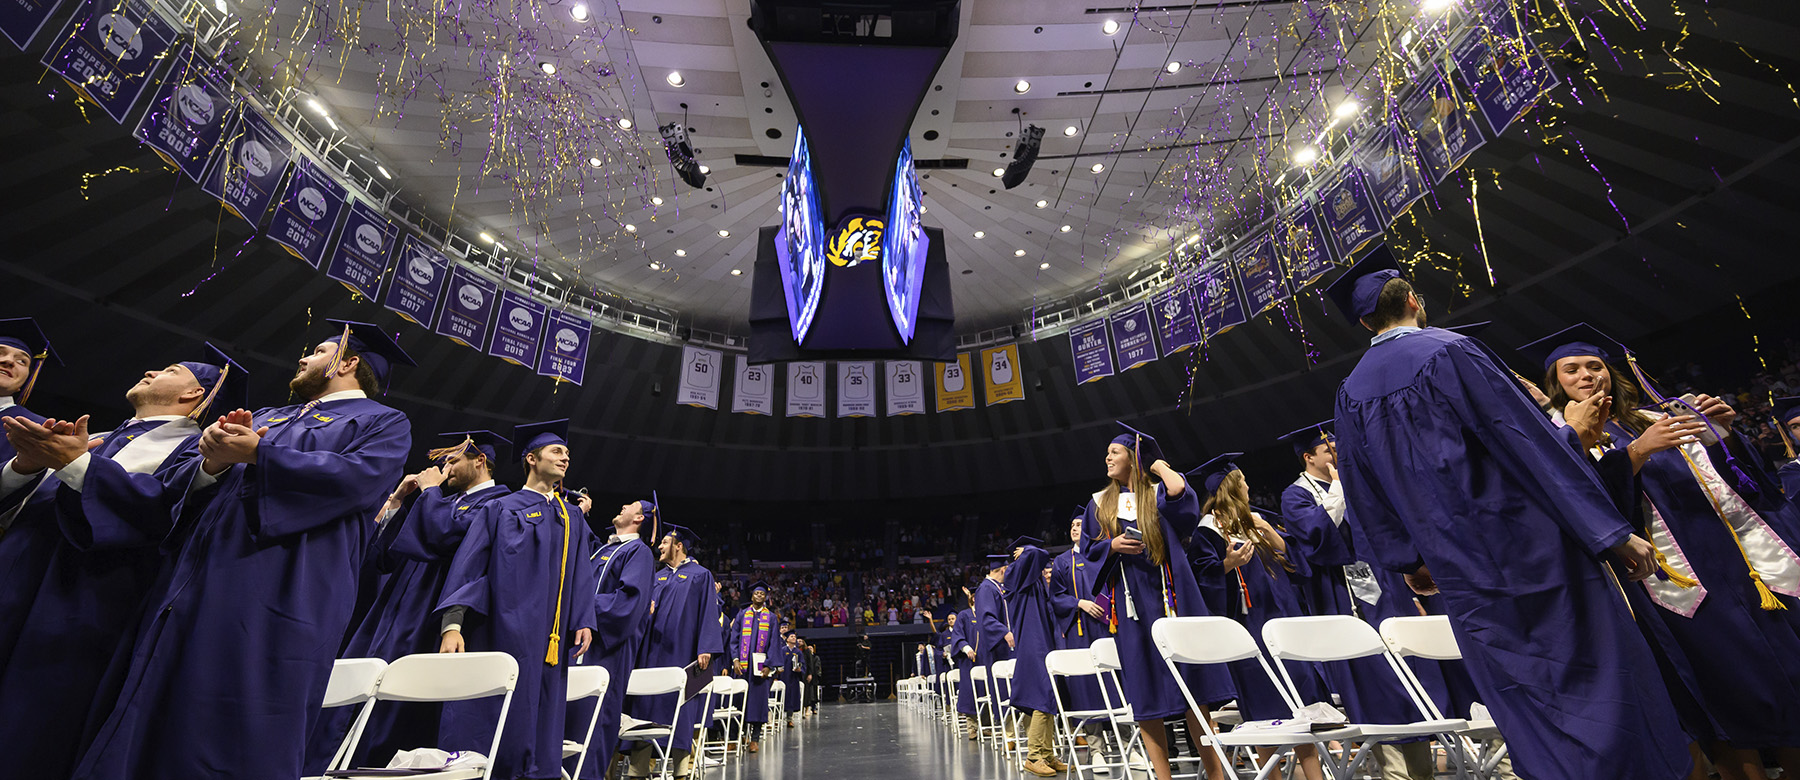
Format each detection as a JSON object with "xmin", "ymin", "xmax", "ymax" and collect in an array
[
  {"xmin": 1047, "ymin": 648, "xmax": 1137, "ymax": 779},
  {"xmin": 1087, "ymin": 639, "xmax": 1147, "ymax": 775},
  {"xmin": 695, "ymin": 677, "xmax": 743, "ymax": 767},
  {"xmin": 769, "ymin": 680, "xmax": 787, "ymax": 729},
  {"xmin": 991, "ymin": 658, "xmax": 1027, "ymax": 761},
  {"xmin": 1151, "ymin": 617, "xmax": 1364, "ymax": 780},
  {"xmin": 1262, "ymin": 616, "xmax": 1474, "ymax": 779},
  {"xmin": 946, "ymin": 668, "xmax": 962, "ymax": 729},
  {"xmin": 1381, "ymin": 616, "xmax": 1510, "ymax": 779},
  {"xmin": 331, "ymin": 652, "xmax": 521, "ymax": 780},
  {"xmin": 562, "ymin": 666, "xmax": 611, "ymax": 780},
  {"xmin": 617, "ymin": 667, "xmax": 694, "ymax": 780},
  {"xmin": 970, "ymin": 665, "xmax": 1004, "ymax": 747},
  {"xmin": 307, "ymin": 657, "xmax": 387, "ymax": 778}
]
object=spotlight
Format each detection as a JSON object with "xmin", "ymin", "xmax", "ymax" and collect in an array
[
  {"xmin": 698, "ymin": 164, "xmax": 710, "ymax": 174},
  {"xmin": 539, "ymin": 61, "xmax": 557, "ymax": 76},
  {"xmin": 993, "ymin": 168, "xmax": 1006, "ymax": 178},
  {"xmin": 649, "ymin": 261, "xmax": 661, "ymax": 270},
  {"xmin": 479, "ymin": 232, "xmax": 495, "ymax": 243},
  {"xmin": 1063, "ymin": 125, "xmax": 1079, "ymax": 137},
  {"xmin": 675, "ymin": 249, "xmax": 687, "ymax": 257},
  {"xmin": 1060, "ymin": 224, "xmax": 1071, "ymax": 232},
  {"xmin": 1165, "ymin": 61, "xmax": 1181, "ymax": 74},
  {"xmin": 973, "ymin": 231, "xmax": 985, "ymax": 239},
  {"xmin": 730, "ymin": 268, "xmax": 743, "ymax": 276},
  {"xmin": 1102, "ymin": 19, "xmax": 1119, "ymax": 35},
  {"xmin": 625, "ymin": 224, "xmax": 637, "ymax": 232},
  {"xmin": 1014, "ymin": 80, "xmax": 1030, "ymax": 94},
  {"xmin": 213, "ymin": 0, "xmax": 227, "ymax": 12},
  {"xmin": 1334, "ymin": 100, "xmax": 1360, "ymax": 119},
  {"xmin": 666, "ymin": 71, "xmax": 685, "ymax": 87},
  {"xmin": 1040, "ymin": 262, "xmax": 1050, "ymax": 269},
  {"xmin": 660, "ymin": 122, "xmax": 707, "ymax": 188},
  {"xmin": 1014, "ymin": 249, "xmax": 1026, "ymax": 257},
  {"xmin": 1090, "ymin": 162, "xmax": 1105, "ymax": 173},
  {"xmin": 376, "ymin": 164, "xmax": 392, "ymax": 179},
  {"xmin": 618, "ymin": 117, "xmax": 633, "ymax": 130},
  {"xmin": 588, "ymin": 157, "xmax": 602, "ymax": 168},
  {"xmin": 1292, "ymin": 146, "xmax": 1319, "ymax": 165},
  {"xmin": 1001, "ymin": 124, "xmax": 1045, "ymax": 190},
  {"xmin": 1421, "ymin": 0, "xmax": 1453, "ymax": 12},
  {"xmin": 718, "ymin": 229, "xmax": 730, "ymax": 237},
  {"xmin": 652, "ymin": 196, "xmax": 664, "ymax": 206},
  {"xmin": 570, "ymin": 2, "xmax": 588, "ymax": 20},
  {"xmin": 1035, "ymin": 199, "xmax": 1048, "ymax": 208}
]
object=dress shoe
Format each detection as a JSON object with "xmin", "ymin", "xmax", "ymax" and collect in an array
[{"xmin": 1022, "ymin": 759, "xmax": 1058, "ymax": 777}]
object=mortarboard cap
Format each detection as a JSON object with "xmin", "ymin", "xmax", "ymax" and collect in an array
[
  {"xmin": 1444, "ymin": 321, "xmax": 1491, "ymax": 337},
  {"xmin": 1009, "ymin": 536, "xmax": 1046, "ymax": 551},
  {"xmin": 1276, "ymin": 421, "xmax": 1335, "ymax": 458},
  {"xmin": 514, "ymin": 419, "xmax": 571, "ymax": 460},
  {"xmin": 1189, "ymin": 452, "xmax": 1244, "ymax": 495},
  {"xmin": 0, "ymin": 318, "xmax": 59, "ymax": 404},
  {"xmin": 1070, "ymin": 505, "xmax": 1087, "ymax": 521},
  {"xmin": 641, "ymin": 490, "xmax": 662, "ymax": 544},
  {"xmin": 322, "ymin": 319, "xmax": 416, "ymax": 392},
  {"xmin": 429, "ymin": 430, "xmax": 510, "ymax": 465},
  {"xmin": 1111, "ymin": 421, "xmax": 1166, "ymax": 467},
  {"xmin": 1773, "ymin": 397, "xmax": 1800, "ymax": 426},
  {"xmin": 750, "ymin": 580, "xmax": 772, "ymax": 593},
  {"xmin": 178, "ymin": 342, "xmax": 249, "ymax": 420},
  {"xmin": 1323, "ymin": 245, "xmax": 1403, "ymax": 322},
  {"xmin": 985, "ymin": 554, "xmax": 1011, "ymax": 569},
  {"xmin": 1517, "ymin": 322, "xmax": 1627, "ymax": 373},
  {"xmin": 658, "ymin": 522, "xmax": 702, "ymax": 549}
]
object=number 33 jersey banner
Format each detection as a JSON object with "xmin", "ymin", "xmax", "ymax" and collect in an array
[
  {"xmin": 935, "ymin": 353, "xmax": 974, "ymax": 413},
  {"xmin": 885, "ymin": 361, "xmax": 925, "ymax": 416},
  {"xmin": 677, "ymin": 346, "xmax": 722, "ymax": 409}
]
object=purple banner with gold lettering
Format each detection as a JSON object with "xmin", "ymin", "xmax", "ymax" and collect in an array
[
  {"xmin": 325, "ymin": 198, "xmax": 396, "ymax": 300},
  {"xmin": 1317, "ymin": 163, "xmax": 1384, "ymax": 258},
  {"xmin": 131, "ymin": 48, "xmax": 233, "ymax": 180},
  {"xmin": 1353, "ymin": 125, "xmax": 1428, "ymax": 222},
  {"xmin": 1195, "ymin": 255, "xmax": 1248, "ymax": 340},
  {"xmin": 488, "ymin": 290, "xmax": 547, "ymax": 367},
  {"xmin": 1068, "ymin": 318, "xmax": 1114, "ymax": 385},
  {"xmin": 200, "ymin": 107, "xmax": 293, "ymax": 227},
  {"xmin": 382, "ymin": 234, "xmax": 451, "ymax": 327},
  {"xmin": 537, "ymin": 307, "xmax": 593, "ymax": 386},
  {"xmin": 1233, "ymin": 230, "xmax": 1288, "ymax": 317},
  {"xmin": 42, "ymin": 0, "xmax": 176, "ymax": 122},
  {"xmin": 1275, "ymin": 202, "xmax": 1338, "ymax": 289},
  {"xmin": 267, "ymin": 156, "xmax": 347, "ymax": 269},
  {"xmin": 433, "ymin": 265, "xmax": 498, "ymax": 351},
  {"xmin": 1, "ymin": 0, "xmax": 67, "ymax": 48},
  {"xmin": 1152, "ymin": 282, "xmax": 1202, "ymax": 354},
  {"xmin": 1108, "ymin": 302, "xmax": 1159, "ymax": 372},
  {"xmin": 1451, "ymin": 6, "xmax": 1560, "ymax": 136},
  {"xmin": 1402, "ymin": 69, "xmax": 1489, "ymax": 183}
]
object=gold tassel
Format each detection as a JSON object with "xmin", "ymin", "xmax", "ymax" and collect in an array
[
  {"xmin": 545, "ymin": 633, "xmax": 561, "ymax": 664},
  {"xmin": 1752, "ymin": 571, "xmax": 1788, "ymax": 612},
  {"xmin": 17, "ymin": 352, "xmax": 45, "ymax": 404},
  {"xmin": 1654, "ymin": 551, "xmax": 1699, "ymax": 589}
]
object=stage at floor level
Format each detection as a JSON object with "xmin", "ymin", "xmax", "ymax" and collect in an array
[{"xmin": 718, "ymin": 701, "xmax": 993, "ymax": 780}]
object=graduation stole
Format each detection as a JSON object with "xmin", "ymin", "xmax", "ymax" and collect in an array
[
  {"xmin": 545, "ymin": 492, "xmax": 574, "ymax": 664},
  {"xmin": 1068, "ymin": 550, "xmax": 1084, "ymax": 639},
  {"xmin": 738, "ymin": 608, "xmax": 772, "ymax": 669}
]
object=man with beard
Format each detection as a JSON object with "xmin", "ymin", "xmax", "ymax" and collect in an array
[
  {"xmin": 623, "ymin": 522, "xmax": 721, "ymax": 780},
  {"xmin": 728, "ymin": 581, "xmax": 784, "ymax": 753},
  {"xmin": 71, "ymin": 320, "xmax": 413, "ymax": 780},
  {"xmin": 567, "ymin": 497, "xmax": 657, "ymax": 780},
  {"xmin": 304, "ymin": 430, "xmax": 513, "ymax": 772},
  {"xmin": 0, "ymin": 317, "xmax": 55, "ymax": 466},
  {"xmin": 0, "ymin": 345, "xmax": 244, "ymax": 779},
  {"xmin": 436, "ymin": 419, "xmax": 596, "ymax": 780}
]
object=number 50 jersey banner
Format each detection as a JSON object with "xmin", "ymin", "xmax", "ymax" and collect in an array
[{"xmin": 677, "ymin": 346, "xmax": 723, "ymax": 409}]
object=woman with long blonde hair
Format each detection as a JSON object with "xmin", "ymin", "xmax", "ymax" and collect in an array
[{"xmin": 1080, "ymin": 422, "xmax": 1233, "ymax": 780}]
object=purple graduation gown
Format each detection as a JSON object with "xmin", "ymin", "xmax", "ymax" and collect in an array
[
  {"xmin": 951, "ymin": 608, "xmax": 978, "ymax": 717},
  {"xmin": 567, "ymin": 535, "xmax": 654, "ymax": 777},
  {"xmin": 972, "ymin": 576, "xmax": 1012, "ymax": 706},
  {"xmin": 627, "ymin": 558, "xmax": 722, "ymax": 753},
  {"xmin": 0, "ymin": 419, "xmax": 194, "ymax": 779},
  {"xmin": 0, "ymin": 400, "xmax": 44, "ymax": 464},
  {"xmin": 1781, "ymin": 462, "xmax": 1800, "ymax": 508},
  {"xmin": 1003, "ymin": 545, "xmax": 1057, "ymax": 714},
  {"xmin": 435, "ymin": 488, "xmax": 599, "ymax": 780},
  {"xmin": 1191, "ymin": 516, "xmax": 1330, "ymax": 721},
  {"xmin": 72, "ymin": 395, "xmax": 411, "ymax": 780},
  {"xmin": 1081, "ymin": 485, "xmax": 1236, "ymax": 720},
  {"xmin": 304, "ymin": 481, "xmax": 512, "ymax": 772},
  {"xmin": 730, "ymin": 605, "xmax": 783, "ymax": 724},
  {"xmin": 0, "ymin": 402, "xmax": 55, "ymax": 672},
  {"xmin": 780, "ymin": 642, "xmax": 806, "ymax": 714},
  {"xmin": 1333, "ymin": 326, "xmax": 1690, "ymax": 780},
  {"xmin": 1049, "ymin": 548, "xmax": 1108, "ymax": 712}
]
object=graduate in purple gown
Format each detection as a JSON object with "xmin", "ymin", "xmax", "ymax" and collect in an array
[
  {"xmin": 1080, "ymin": 422, "xmax": 1231, "ymax": 780},
  {"xmin": 0, "ymin": 317, "xmax": 55, "ymax": 466},
  {"xmin": 1522, "ymin": 323, "xmax": 1800, "ymax": 778},
  {"xmin": 1772, "ymin": 398, "xmax": 1800, "ymax": 507},
  {"xmin": 1005, "ymin": 536, "xmax": 1065, "ymax": 776},
  {"xmin": 567, "ymin": 497, "xmax": 656, "ymax": 780},
  {"xmin": 1323, "ymin": 252, "xmax": 1691, "ymax": 780},
  {"xmin": 0, "ymin": 317, "xmax": 59, "ymax": 666},
  {"xmin": 305, "ymin": 430, "xmax": 513, "ymax": 772},
  {"xmin": 71, "ymin": 319, "xmax": 414, "ymax": 780},
  {"xmin": 950, "ymin": 602, "xmax": 980, "ymax": 738},
  {"xmin": 729, "ymin": 580, "xmax": 783, "ymax": 753},
  {"xmin": 622, "ymin": 522, "xmax": 721, "ymax": 779},
  {"xmin": 0, "ymin": 345, "xmax": 240, "ymax": 779},
  {"xmin": 971, "ymin": 554, "xmax": 1013, "ymax": 738},
  {"xmin": 780, "ymin": 630, "xmax": 807, "ymax": 725},
  {"xmin": 1048, "ymin": 510, "xmax": 1111, "ymax": 748},
  {"xmin": 435, "ymin": 419, "xmax": 597, "ymax": 780},
  {"xmin": 1190, "ymin": 455, "xmax": 1331, "ymax": 780}
]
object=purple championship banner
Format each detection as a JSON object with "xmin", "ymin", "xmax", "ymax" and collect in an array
[
  {"xmin": 1275, "ymin": 201, "xmax": 1339, "ymax": 289},
  {"xmin": 41, "ymin": 0, "xmax": 176, "ymax": 123},
  {"xmin": 1195, "ymin": 255, "xmax": 1248, "ymax": 340},
  {"xmin": 199, "ymin": 107, "xmax": 293, "ymax": 227},
  {"xmin": 1, "ymin": 0, "xmax": 66, "ymax": 49},
  {"xmin": 1402, "ymin": 68, "xmax": 1489, "ymax": 183},
  {"xmin": 1353, "ymin": 125, "xmax": 1429, "ymax": 223},
  {"xmin": 1451, "ymin": 6, "xmax": 1561, "ymax": 136},
  {"xmin": 1108, "ymin": 301, "xmax": 1159, "ymax": 372},
  {"xmin": 1152, "ymin": 282, "xmax": 1202, "ymax": 354},
  {"xmin": 1232, "ymin": 229, "xmax": 1289, "ymax": 317},
  {"xmin": 381, "ymin": 234, "xmax": 451, "ymax": 326},
  {"xmin": 325, "ymin": 198, "xmax": 397, "ymax": 300},
  {"xmin": 131, "ymin": 48, "xmax": 234, "ymax": 181},
  {"xmin": 1317, "ymin": 162, "xmax": 1385, "ymax": 258},
  {"xmin": 1068, "ymin": 318, "xmax": 1115, "ymax": 385},
  {"xmin": 487, "ymin": 290, "xmax": 547, "ymax": 367},
  {"xmin": 537, "ymin": 307, "xmax": 594, "ymax": 385},
  {"xmin": 266, "ymin": 156, "xmax": 347, "ymax": 269},
  {"xmin": 432, "ymin": 265, "xmax": 499, "ymax": 351}
]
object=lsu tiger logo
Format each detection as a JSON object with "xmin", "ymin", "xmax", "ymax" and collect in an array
[{"xmin": 828, "ymin": 216, "xmax": 883, "ymax": 268}]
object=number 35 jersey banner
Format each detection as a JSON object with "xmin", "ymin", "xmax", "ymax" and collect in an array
[
  {"xmin": 836, "ymin": 361, "xmax": 876, "ymax": 418},
  {"xmin": 677, "ymin": 346, "xmax": 722, "ymax": 409}
]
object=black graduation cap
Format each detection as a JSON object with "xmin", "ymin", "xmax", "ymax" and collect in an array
[
  {"xmin": 179, "ymin": 342, "xmax": 249, "ymax": 421},
  {"xmin": 322, "ymin": 319, "xmax": 416, "ymax": 391},
  {"xmin": 1444, "ymin": 321, "xmax": 1491, "ymax": 337},
  {"xmin": 1517, "ymin": 322, "xmax": 1628, "ymax": 373},
  {"xmin": 514, "ymin": 419, "xmax": 571, "ymax": 460},
  {"xmin": 1323, "ymin": 244, "xmax": 1403, "ymax": 321},
  {"xmin": 1774, "ymin": 397, "xmax": 1800, "ymax": 426},
  {"xmin": 1111, "ymin": 420, "xmax": 1167, "ymax": 467},
  {"xmin": 429, "ymin": 430, "xmax": 510, "ymax": 464},
  {"xmin": 0, "ymin": 317, "xmax": 59, "ymax": 403},
  {"xmin": 1276, "ymin": 421, "xmax": 1335, "ymax": 458},
  {"xmin": 1189, "ymin": 452, "xmax": 1244, "ymax": 494}
]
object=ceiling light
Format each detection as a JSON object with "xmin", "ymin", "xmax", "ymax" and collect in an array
[
  {"xmin": 304, "ymin": 97, "xmax": 326, "ymax": 115},
  {"xmin": 666, "ymin": 71, "xmax": 685, "ymax": 87},
  {"xmin": 698, "ymin": 164, "xmax": 710, "ymax": 174},
  {"xmin": 213, "ymin": 0, "xmax": 227, "ymax": 12},
  {"xmin": 376, "ymin": 165, "xmax": 392, "ymax": 179},
  {"xmin": 651, "ymin": 196, "xmax": 664, "ymax": 206},
  {"xmin": 538, "ymin": 61, "xmax": 557, "ymax": 76},
  {"xmin": 1292, "ymin": 146, "xmax": 1319, "ymax": 165},
  {"xmin": 618, "ymin": 117, "xmax": 633, "ymax": 130},
  {"xmin": 1060, "ymin": 224, "xmax": 1071, "ymax": 232},
  {"xmin": 1090, "ymin": 162, "xmax": 1105, "ymax": 173},
  {"xmin": 1063, "ymin": 125, "xmax": 1079, "ymax": 137},
  {"xmin": 730, "ymin": 269, "xmax": 743, "ymax": 276},
  {"xmin": 1165, "ymin": 61, "xmax": 1181, "ymax": 74},
  {"xmin": 649, "ymin": 261, "xmax": 661, "ymax": 270},
  {"xmin": 1014, "ymin": 249, "xmax": 1027, "ymax": 257},
  {"xmin": 1334, "ymin": 100, "xmax": 1360, "ymax": 119},
  {"xmin": 478, "ymin": 232, "xmax": 494, "ymax": 243},
  {"xmin": 1102, "ymin": 19, "xmax": 1120, "ymax": 35},
  {"xmin": 675, "ymin": 249, "xmax": 687, "ymax": 257},
  {"xmin": 323, "ymin": 116, "xmax": 339, "ymax": 132},
  {"xmin": 993, "ymin": 167, "xmax": 1006, "ymax": 177},
  {"xmin": 1421, "ymin": 0, "xmax": 1454, "ymax": 12},
  {"xmin": 624, "ymin": 224, "xmax": 637, "ymax": 232},
  {"xmin": 494, "ymin": 241, "xmax": 507, "ymax": 252},
  {"xmin": 570, "ymin": 2, "xmax": 588, "ymax": 21},
  {"xmin": 1014, "ymin": 80, "xmax": 1030, "ymax": 94},
  {"xmin": 588, "ymin": 157, "xmax": 602, "ymax": 168},
  {"xmin": 1035, "ymin": 199, "xmax": 1048, "ymax": 208},
  {"xmin": 717, "ymin": 229, "xmax": 730, "ymax": 237},
  {"xmin": 973, "ymin": 231, "xmax": 985, "ymax": 239},
  {"xmin": 1040, "ymin": 262, "xmax": 1050, "ymax": 269}
]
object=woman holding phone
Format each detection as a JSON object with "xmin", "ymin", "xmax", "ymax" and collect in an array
[
  {"xmin": 1523, "ymin": 323, "xmax": 1800, "ymax": 780},
  {"xmin": 1080, "ymin": 422, "xmax": 1233, "ymax": 780}
]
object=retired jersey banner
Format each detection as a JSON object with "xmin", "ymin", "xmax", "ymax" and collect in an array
[
  {"xmin": 1353, "ymin": 126, "xmax": 1428, "ymax": 223},
  {"xmin": 1317, "ymin": 163, "xmax": 1384, "ymax": 258},
  {"xmin": 43, "ymin": 0, "xmax": 176, "ymax": 123},
  {"xmin": 1233, "ymin": 231, "xmax": 1289, "ymax": 317},
  {"xmin": 1069, "ymin": 319, "xmax": 1114, "ymax": 384},
  {"xmin": 382, "ymin": 234, "xmax": 451, "ymax": 326},
  {"xmin": 432, "ymin": 265, "xmax": 497, "ymax": 350},
  {"xmin": 732, "ymin": 356, "xmax": 774, "ymax": 415},
  {"xmin": 676, "ymin": 346, "xmax": 722, "ymax": 409},
  {"xmin": 934, "ymin": 353, "xmax": 975, "ymax": 412},
  {"xmin": 267, "ymin": 156, "xmax": 347, "ymax": 269},
  {"xmin": 982, "ymin": 345, "xmax": 1024, "ymax": 406},
  {"xmin": 536, "ymin": 308, "xmax": 592, "ymax": 385},
  {"xmin": 786, "ymin": 362, "xmax": 827, "ymax": 417},
  {"xmin": 1403, "ymin": 69, "xmax": 1489, "ymax": 184},
  {"xmin": 1276, "ymin": 202, "xmax": 1338, "ymax": 289},
  {"xmin": 836, "ymin": 361, "xmax": 877, "ymax": 417},
  {"xmin": 1108, "ymin": 303, "xmax": 1159, "ymax": 372},
  {"xmin": 131, "ymin": 49, "xmax": 233, "ymax": 181},
  {"xmin": 884, "ymin": 360, "xmax": 925, "ymax": 416},
  {"xmin": 325, "ymin": 198, "xmax": 396, "ymax": 300},
  {"xmin": 1451, "ymin": 7, "xmax": 1559, "ymax": 137},
  {"xmin": 1196, "ymin": 256, "xmax": 1249, "ymax": 340},
  {"xmin": 1, "ymin": 0, "xmax": 67, "ymax": 48},
  {"xmin": 200, "ymin": 107, "xmax": 293, "ymax": 227},
  {"xmin": 1153, "ymin": 283, "xmax": 1202, "ymax": 354},
  {"xmin": 487, "ymin": 290, "xmax": 546, "ymax": 367}
]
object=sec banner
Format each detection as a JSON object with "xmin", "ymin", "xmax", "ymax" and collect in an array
[
  {"xmin": 982, "ymin": 345, "xmax": 1023, "ymax": 406},
  {"xmin": 934, "ymin": 353, "xmax": 974, "ymax": 412}
]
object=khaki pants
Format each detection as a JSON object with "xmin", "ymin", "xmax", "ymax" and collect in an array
[
  {"xmin": 1027, "ymin": 710, "xmax": 1056, "ymax": 762},
  {"xmin": 1377, "ymin": 743, "xmax": 1434, "ymax": 780}
]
